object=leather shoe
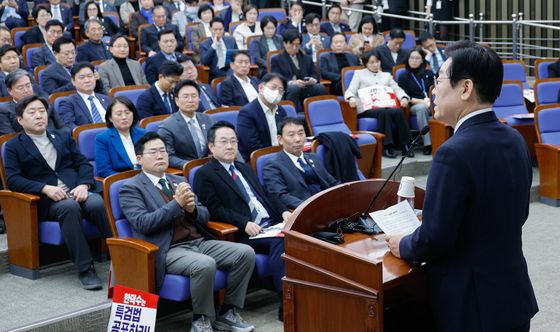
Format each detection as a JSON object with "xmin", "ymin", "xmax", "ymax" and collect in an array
[
  {"xmin": 423, "ymin": 145, "xmax": 432, "ymax": 155},
  {"xmin": 383, "ymin": 148, "xmax": 397, "ymax": 158},
  {"xmin": 78, "ymin": 266, "xmax": 102, "ymax": 290}
]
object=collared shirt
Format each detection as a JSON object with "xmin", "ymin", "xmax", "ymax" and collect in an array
[
  {"xmin": 217, "ymin": 160, "xmax": 270, "ymax": 221},
  {"xmin": 283, "ymin": 150, "xmax": 306, "ymax": 172},
  {"xmin": 307, "ymin": 33, "xmax": 320, "ymax": 63},
  {"xmin": 118, "ymin": 131, "xmax": 137, "ymax": 168},
  {"xmin": 257, "ymin": 95, "xmax": 279, "ymax": 146},
  {"xmin": 179, "ymin": 111, "xmax": 206, "ymax": 151},
  {"xmin": 233, "ymin": 74, "xmax": 258, "ymax": 103},
  {"xmin": 331, "ymin": 22, "xmax": 341, "ymax": 33},
  {"xmin": 155, "ymin": 82, "xmax": 171, "ymax": 106},
  {"xmin": 77, "ymin": 91, "xmax": 106, "ymax": 122},
  {"xmin": 51, "ymin": 5, "xmax": 62, "ymax": 22},
  {"xmin": 454, "ymin": 108, "xmax": 494, "ymax": 133},
  {"xmin": 202, "ymin": 22, "xmax": 211, "ymax": 37},
  {"xmin": 391, "ymin": 50, "xmax": 398, "ymax": 63},
  {"xmin": 143, "ymin": 171, "xmax": 173, "ymax": 192}
]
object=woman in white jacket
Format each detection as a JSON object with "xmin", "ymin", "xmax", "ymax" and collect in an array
[
  {"xmin": 344, "ymin": 49, "xmax": 412, "ymax": 158},
  {"xmin": 233, "ymin": 5, "xmax": 262, "ymax": 50}
]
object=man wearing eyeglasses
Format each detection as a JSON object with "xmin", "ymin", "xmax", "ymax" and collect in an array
[
  {"xmin": 31, "ymin": 20, "xmax": 64, "ymax": 70},
  {"xmin": 120, "ymin": 131, "xmax": 256, "ymax": 332},
  {"xmin": 137, "ymin": 60, "xmax": 183, "ymax": 119}
]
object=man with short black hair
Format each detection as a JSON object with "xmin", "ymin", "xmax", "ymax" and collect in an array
[
  {"xmin": 387, "ymin": 40, "xmax": 539, "ymax": 332},
  {"xmin": 219, "ymin": 51, "xmax": 259, "ymax": 107},
  {"xmin": 200, "ymin": 17, "xmax": 238, "ymax": 80},
  {"xmin": 137, "ymin": 60, "xmax": 183, "ymax": 119},
  {"xmin": 374, "ymin": 28, "xmax": 409, "ymax": 73},
  {"xmin": 302, "ymin": 13, "xmax": 330, "ymax": 64},
  {"xmin": 31, "ymin": 20, "xmax": 64, "ymax": 69},
  {"xmin": 48, "ymin": 0, "xmax": 73, "ymax": 31},
  {"xmin": 320, "ymin": 32, "xmax": 360, "ymax": 96},
  {"xmin": 41, "ymin": 36, "xmax": 76, "ymax": 94},
  {"xmin": 178, "ymin": 56, "xmax": 220, "ymax": 112},
  {"xmin": 76, "ymin": 19, "xmax": 112, "ymax": 62},
  {"xmin": 418, "ymin": 31, "xmax": 446, "ymax": 76},
  {"xmin": 144, "ymin": 29, "xmax": 186, "ymax": 84},
  {"xmin": 140, "ymin": 5, "xmax": 184, "ymax": 57}
]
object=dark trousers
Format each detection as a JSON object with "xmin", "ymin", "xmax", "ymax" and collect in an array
[
  {"xmin": 286, "ymin": 83, "xmax": 327, "ymax": 112},
  {"xmin": 242, "ymin": 236, "xmax": 285, "ymax": 293},
  {"xmin": 358, "ymin": 107, "xmax": 410, "ymax": 148},
  {"xmin": 45, "ymin": 193, "xmax": 111, "ymax": 272}
]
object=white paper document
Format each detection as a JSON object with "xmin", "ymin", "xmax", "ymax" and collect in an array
[
  {"xmin": 369, "ymin": 201, "xmax": 421, "ymax": 236},
  {"xmin": 249, "ymin": 222, "xmax": 286, "ymax": 240}
]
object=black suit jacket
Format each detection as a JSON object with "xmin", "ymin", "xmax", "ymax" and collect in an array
[
  {"xmin": 76, "ymin": 40, "xmax": 112, "ymax": 62},
  {"xmin": 194, "ymin": 158, "xmax": 286, "ymax": 241},
  {"xmin": 0, "ymin": 101, "xmax": 67, "ymax": 135},
  {"xmin": 41, "ymin": 62, "xmax": 74, "ymax": 95},
  {"xmin": 270, "ymin": 51, "xmax": 319, "ymax": 82},
  {"xmin": 20, "ymin": 26, "xmax": 45, "ymax": 47},
  {"xmin": 397, "ymin": 69, "xmax": 435, "ymax": 99},
  {"xmin": 140, "ymin": 23, "xmax": 185, "ymax": 54},
  {"xmin": 144, "ymin": 50, "xmax": 185, "ymax": 85},
  {"xmin": 374, "ymin": 43, "xmax": 408, "ymax": 73},
  {"xmin": 219, "ymin": 75, "xmax": 259, "ymax": 106},
  {"xmin": 251, "ymin": 35, "xmax": 283, "ymax": 77},
  {"xmin": 4, "ymin": 129, "xmax": 95, "ymax": 220},
  {"xmin": 320, "ymin": 52, "xmax": 360, "ymax": 82},
  {"xmin": 137, "ymin": 84, "xmax": 177, "ymax": 119},
  {"xmin": 320, "ymin": 22, "xmax": 351, "ymax": 37}
]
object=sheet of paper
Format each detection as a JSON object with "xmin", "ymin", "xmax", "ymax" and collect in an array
[
  {"xmin": 523, "ymin": 89, "xmax": 535, "ymax": 103},
  {"xmin": 511, "ymin": 113, "xmax": 534, "ymax": 120},
  {"xmin": 369, "ymin": 201, "xmax": 421, "ymax": 236},
  {"xmin": 249, "ymin": 222, "xmax": 286, "ymax": 240}
]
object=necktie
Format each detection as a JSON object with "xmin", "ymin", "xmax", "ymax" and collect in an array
[
  {"xmin": 200, "ymin": 87, "xmax": 216, "ymax": 110},
  {"xmin": 298, "ymin": 157, "xmax": 314, "ymax": 178},
  {"xmin": 188, "ymin": 119, "xmax": 204, "ymax": 157},
  {"xmin": 52, "ymin": 5, "xmax": 61, "ymax": 22},
  {"xmin": 432, "ymin": 52, "xmax": 440, "ymax": 74},
  {"xmin": 88, "ymin": 96, "xmax": 103, "ymax": 123},
  {"xmin": 216, "ymin": 42, "xmax": 225, "ymax": 69},
  {"xmin": 158, "ymin": 178, "xmax": 172, "ymax": 197},
  {"xmin": 162, "ymin": 93, "xmax": 172, "ymax": 114},
  {"xmin": 229, "ymin": 165, "xmax": 259, "ymax": 221}
]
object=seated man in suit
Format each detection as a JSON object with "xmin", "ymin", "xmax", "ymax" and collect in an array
[
  {"xmin": 0, "ymin": 45, "xmax": 46, "ymax": 98},
  {"xmin": 271, "ymin": 29, "xmax": 326, "ymax": 112},
  {"xmin": 302, "ymin": 13, "xmax": 330, "ymax": 64},
  {"xmin": 0, "ymin": 0, "xmax": 28, "ymax": 29},
  {"xmin": 320, "ymin": 33, "xmax": 360, "ymax": 96},
  {"xmin": 144, "ymin": 29, "xmax": 186, "ymax": 84},
  {"xmin": 158, "ymin": 80, "xmax": 216, "ymax": 169},
  {"xmin": 31, "ymin": 20, "xmax": 64, "ymax": 70},
  {"xmin": 48, "ymin": 0, "xmax": 73, "ymax": 32},
  {"xmin": 200, "ymin": 17, "xmax": 238, "ymax": 80},
  {"xmin": 137, "ymin": 60, "xmax": 182, "ymax": 119},
  {"xmin": 320, "ymin": 5, "xmax": 351, "ymax": 37},
  {"xmin": 263, "ymin": 117, "xmax": 339, "ymax": 209},
  {"xmin": 4, "ymin": 95, "xmax": 111, "ymax": 290},
  {"xmin": 120, "ymin": 131, "xmax": 256, "ymax": 332},
  {"xmin": 418, "ymin": 31, "xmax": 446, "ymax": 76},
  {"xmin": 179, "ymin": 56, "xmax": 220, "ymax": 112},
  {"xmin": 374, "ymin": 28, "xmax": 408, "ymax": 73},
  {"xmin": 140, "ymin": 5, "xmax": 184, "ymax": 57},
  {"xmin": 194, "ymin": 121, "xmax": 291, "ymax": 319},
  {"xmin": 0, "ymin": 26, "xmax": 11, "ymax": 46},
  {"xmin": 41, "ymin": 36, "xmax": 76, "ymax": 94},
  {"xmin": 237, "ymin": 73, "xmax": 288, "ymax": 161},
  {"xmin": 219, "ymin": 51, "xmax": 259, "ymax": 107},
  {"xmin": 76, "ymin": 19, "xmax": 112, "ymax": 62},
  {"xmin": 0, "ymin": 69, "xmax": 67, "ymax": 135},
  {"xmin": 58, "ymin": 62, "xmax": 110, "ymax": 130}
]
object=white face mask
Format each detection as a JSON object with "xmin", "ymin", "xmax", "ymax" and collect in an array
[{"xmin": 262, "ymin": 86, "xmax": 282, "ymax": 104}]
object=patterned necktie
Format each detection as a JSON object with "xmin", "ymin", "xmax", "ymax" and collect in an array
[
  {"xmin": 200, "ymin": 87, "xmax": 216, "ymax": 110},
  {"xmin": 216, "ymin": 42, "xmax": 226, "ymax": 69},
  {"xmin": 297, "ymin": 157, "xmax": 314, "ymax": 178},
  {"xmin": 188, "ymin": 119, "xmax": 203, "ymax": 157},
  {"xmin": 229, "ymin": 165, "xmax": 259, "ymax": 221},
  {"xmin": 162, "ymin": 93, "xmax": 172, "ymax": 114},
  {"xmin": 158, "ymin": 178, "xmax": 172, "ymax": 197},
  {"xmin": 88, "ymin": 96, "xmax": 103, "ymax": 123}
]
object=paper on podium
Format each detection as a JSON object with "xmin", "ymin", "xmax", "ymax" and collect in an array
[
  {"xmin": 369, "ymin": 201, "xmax": 421, "ymax": 236},
  {"xmin": 249, "ymin": 222, "xmax": 286, "ymax": 240}
]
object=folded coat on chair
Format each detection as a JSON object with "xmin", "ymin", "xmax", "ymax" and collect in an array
[{"xmin": 316, "ymin": 132, "xmax": 362, "ymax": 183}]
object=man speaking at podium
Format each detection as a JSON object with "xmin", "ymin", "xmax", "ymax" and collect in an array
[{"xmin": 386, "ymin": 40, "xmax": 538, "ymax": 332}]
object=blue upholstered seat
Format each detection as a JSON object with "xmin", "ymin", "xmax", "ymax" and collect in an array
[{"xmin": 493, "ymin": 82, "xmax": 532, "ymax": 126}]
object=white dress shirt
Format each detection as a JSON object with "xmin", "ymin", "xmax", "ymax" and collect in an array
[
  {"xmin": 118, "ymin": 131, "xmax": 138, "ymax": 168},
  {"xmin": 234, "ymin": 74, "xmax": 258, "ymax": 103},
  {"xmin": 78, "ymin": 91, "xmax": 106, "ymax": 121},
  {"xmin": 454, "ymin": 108, "xmax": 494, "ymax": 133},
  {"xmin": 257, "ymin": 96, "xmax": 279, "ymax": 146}
]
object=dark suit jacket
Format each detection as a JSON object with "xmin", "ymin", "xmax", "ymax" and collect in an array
[
  {"xmin": 219, "ymin": 75, "xmax": 259, "ymax": 106},
  {"xmin": 263, "ymin": 151, "xmax": 339, "ymax": 209},
  {"xmin": 198, "ymin": 83, "xmax": 220, "ymax": 112},
  {"xmin": 129, "ymin": 11, "xmax": 148, "ymax": 39},
  {"xmin": 194, "ymin": 158, "xmax": 285, "ymax": 241},
  {"xmin": 140, "ymin": 23, "xmax": 185, "ymax": 54},
  {"xmin": 374, "ymin": 43, "xmax": 408, "ymax": 73},
  {"xmin": 76, "ymin": 40, "xmax": 112, "ymax": 62},
  {"xmin": 31, "ymin": 44, "xmax": 56, "ymax": 69},
  {"xmin": 94, "ymin": 126, "xmax": 146, "ymax": 177},
  {"xmin": 119, "ymin": 172, "xmax": 211, "ymax": 288},
  {"xmin": 251, "ymin": 35, "xmax": 283, "ymax": 77},
  {"xmin": 397, "ymin": 69, "xmax": 435, "ymax": 99},
  {"xmin": 200, "ymin": 36, "xmax": 237, "ymax": 77},
  {"xmin": 4, "ymin": 129, "xmax": 95, "ymax": 220},
  {"xmin": 237, "ymin": 98, "xmax": 287, "ymax": 161},
  {"xmin": 20, "ymin": 25, "xmax": 45, "ymax": 47},
  {"xmin": 0, "ymin": 0, "xmax": 29, "ymax": 27},
  {"xmin": 58, "ymin": 93, "xmax": 110, "ymax": 130},
  {"xmin": 50, "ymin": 4, "xmax": 73, "ymax": 31},
  {"xmin": 41, "ymin": 62, "xmax": 74, "ymax": 95},
  {"xmin": 157, "ymin": 111, "xmax": 215, "ymax": 169},
  {"xmin": 320, "ymin": 51, "xmax": 360, "ymax": 82},
  {"xmin": 78, "ymin": 0, "xmax": 116, "ymax": 23},
  {"xmin": 0, "ymin": 100, "xmax": 67, "ymax": 135},
  {"xmin": 400, "ymin": 112, "xmax": 538, "ymax": 331},
  {"xmin": 270, "ymin": 51, "xmax": 319, "ymax": 82},
  {"xmin": 277, "ymin": 19, "xmax": 306, "ymax": 35},
  {"xmin": 137, "ymin": 84, "xmax": 177, "ymax": 119},
  {"xmin": 320, "ymin": 22, "xmax": 351, "ymax": 37},
  {"xmin": 547, "ymin": 61, "xmax": 560, "ymax": 78},
  {"xmin": 144, "ymin": 50, "xmax": 185, "ymax": 85}
]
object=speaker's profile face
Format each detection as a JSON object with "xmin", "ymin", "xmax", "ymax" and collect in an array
[{"xmin": 433, "ymin": 59, "xmax": 462, "ymax": 127}]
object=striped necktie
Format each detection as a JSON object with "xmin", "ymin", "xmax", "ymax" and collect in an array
[{"xmin": 88, "ymin": 96, "xmax": 103, "ymax": 123}]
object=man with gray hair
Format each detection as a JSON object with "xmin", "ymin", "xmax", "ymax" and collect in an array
[
  {"xmin": 0, "ymin": 69, "xmax": 67, "ymax": 135},
  {"xmin": 76, "ymin": 19, "xmax": 112, "ymax": 62}
]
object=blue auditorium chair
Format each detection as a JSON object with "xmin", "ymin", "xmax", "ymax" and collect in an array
[
  {"xmin": 258, "ymin": 8, "xmax": 286, "ymax": 22},
  {"xmin": 340, "ymin": 65, "xmax": 379, "ymax": 132},
  {"xmin": 502, "ymin": 59, "xmax": 530, "ymax": 89},
  {"xmin": 11, "ymin": 27, "xmax": 31, "ymax": 50},
  {"xmin": 22, "ymin": 43, "xmax": 43, "ymax": 72},
  {"xmin": 72, "ymin": 123, "xmax": 108, "ymax": 177},
  {"xmin": 250, "ymin": 145, "xmax": 282, "ymax": 187},
  {"xmin": 279, "ymin": 100, "xmax": 297, "ymax": 117},
  {"xmin": 534, "ymin": 78, "xmax": 560, "ymax": 107},
  {"xmin": 535, "ymin": 58, "xmax": 557, "ymax": 80},
  {"xmin": 534, "ymin": 104, "xmax": 560, "ymax": 206},
  {"xmin": 108, "ymin": 85, "xmax": 150, "ymax": 108},
  {"xmin": 139, "ymin": 114, "xmax": 171, "ymax": 132},
  {"xmin": 205, "ymin": 106, "xmax": 241, "ymax": 129}
]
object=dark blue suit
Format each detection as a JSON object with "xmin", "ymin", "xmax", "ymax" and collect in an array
[
  {"xmin": 0, "ymin": 0, "xmax": 29, "ymax": 29},
  {"xmin": 237, "ymin": 98, "xmax": 287, "ymax": 161},
  {"xmin": 277, "ymin": 19, "xmax": 306, "ymax": 35},
  {"xmin": 200, "ymin": 36, "xmax": 237, "ymax": 80},
  {"xmin": 140, "ymin": 23, "xmax": 185, "ymax": 55},
  {"xmin": 263, "ymin": 151, "xmax": 339, "ymax": 209},
  {"xmin": 320, "ymin": 22, "xmax": 351, "ymax": 37},
  {"xmin": 50, "ymin": 4, "xmax": 74, "ymax": 31},
  {"xmin": 58, "ymin": 93, "xmax": 110, "ymax": 130},
  {"xmin": 219, "ymin": 75, "xmax": 258, "ymax": 106},
  {"xmin": 94, "ymin": 126, "xmax": 146, "ymax": 177},
  {"xmin": 76, "ymin": 40, "xmax": 112, "ymax": 62},
  {"xmin": 301, "ymin": 33, "xmax": 331, "ymax": 59},
  {"xmin": 320, "ymin": 51, "xmax": 360, "ymax": 95},
  {"xmin": 144, "ymin": 50, "xmax": 185, "ymax": 85},
  {"xmin": 41, "ymin": 62, "xmax": 74, "ymax": 95},
  {"xmin": 136, "ymin": 84, "xmax": 177, "ymax": 119},
  {"xmin": 31, "ymin": 44, "xmax": 56, "ymax": 69},
  {"xmin": 400, "ymin": 111, "xmax": 538, "ymax": 331},
  {"xmin": 198, "ymin": 83, "xmax": 219, "ymax": 112}
]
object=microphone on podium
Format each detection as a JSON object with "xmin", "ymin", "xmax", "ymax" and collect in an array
[{"xmin": 355, "ymin": 126, "xmax": 431, "ymax": 234}]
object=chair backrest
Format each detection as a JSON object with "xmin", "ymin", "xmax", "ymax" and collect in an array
[
  {"xmin": 392, "ymin": 64, "xmax": 406, "ymax": 82},
  {"xmin": 204, "ymin": 107, "xmax": 241, "ymax": 129},
  {"xmin": 139, "ymin": 114, "xmax": 171, "ymax": 132},
  {"xmin": 279, "ymin": 100, "xmax": 297, "ymax": 117},
  {"xmin": 109, "ymin": 85, "xmax": 149, "ymax": 107},
  {"xmin": 22, "ymin": 43, "xmax": 43, "ymax": 72},
  {"xmin": 502, "ymin": 60, "xmax": 530, "ymax": 89},
  {"xmin": 534, "ymin": 104, "xmax": 560, "ymax": 145},
  {"xmin": 534, "ymin": 78, "xmax": 560, "ymax": 106},
  {"xmin": 34, "ymin": 65, "xmax": 48, "ymax": 88},
  {"xmin": 383, "ymin": 30, "xmax": 416, "ymax": 50},
  {"xmin": 304, "ymin": 95, "xmax": 351, "ymax": 136},
  {"xmin": 229, "ymin": 21, "xmax": 241, "ymax": 33},
  {"xmin": 182, "ymin": 157, "xmax": 212, "ymax": 186},
  {"xmin": 103, "ymin": 170, "xmax": 141, "ymax": 238},
  {"xmin": 11, "ymin": 27, "xmax": 31, "ymax": 49},
  {"xmin": 49, "ymin": 90, "xmax": 75, "ymax": 114},
  {"xmin": 344, "ymin": 32, "xmax": 354, "ymax": 44},
  {"xmin": 247, "ymin": 35, "xmax": 260, "ymax": 64},
  {"xmin": 0, "ymin": 96, "xmax": 12, "ymax": 110},
  {"xmin": 266, "ymin": 50, "xmax": 284, "ymax": 74},
  {"xmin": 311, "ymin": 139, "xmax": 366, "ymax": 180},
  {"xmin": 341, "ymin": 66, "xmax": 364, "ymax": 96},
  {"xmin": 258, "ymin": 8, "xmax": 286, "ymax": 21},
  {"xmin": 211, "ymin": 77, "xmax": 227, "ymax": 96},
  {"xmin": 137, "ymin": 23, "xmax": 151, "ymax": 55},
  {"xmin": 535, "ymin": 58, "xmax": 557, "ymax": 81},
  {"xmin": 250, "ymin": 146, "xmax": 282, "ymax": 186},
  {"xmin": 492, "ymin": 81, "xmax": 528, "ymax": 118},
  {"xmin": 104, "ymin": 11, "xmax": 120, "ymax": 27},
  {"xmin": 185, "ymin": 23, "xmax": 199, "ymax": 50},
  {"xmin": 0, "ymin": 133, "xmax": 18, "ymax": 189},
  {"xmin": 317, "ymin": 49, "xmax": 333, "ymax": 76},
  {"xmin": 73, "ymin": 123, "xmax": 107, "ymax": 176}
]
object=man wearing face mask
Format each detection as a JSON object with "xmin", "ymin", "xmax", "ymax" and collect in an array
[{"xmin": 237, "ymin": 73, "xmax": 287, "ymax": 162}]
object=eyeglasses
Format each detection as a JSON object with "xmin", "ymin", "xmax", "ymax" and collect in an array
[
  {"xmin": 143, "ymin": 148, "xmax": 168, "ymax": 156},
  {"xmin": 214, "ymin": 139, "xmax": 238, "ymax": 146}
]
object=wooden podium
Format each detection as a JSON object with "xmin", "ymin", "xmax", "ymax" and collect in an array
[{"xmin": 282, "ymin": 179, "xmax": 430, "ymax": 332}]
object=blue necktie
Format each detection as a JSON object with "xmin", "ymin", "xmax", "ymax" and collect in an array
[
  {"xmin": 229, "ymin": 165, "xmax": 259, "ymax": 221},
  {"xmin": 200, "ymin": 87, "xmax": 216, "ymax": 110},
  {"xmin": 88, "ymin": 96, "xmax": 103, "ymax": 123},
  {"xmin": 162, "ymin": 93, "xmax": 172, "ymax": 114},
  {"xmin": 297, "ymin": 157, "xmax": 314, "ymax": 178}
]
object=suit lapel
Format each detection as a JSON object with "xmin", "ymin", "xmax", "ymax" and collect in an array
[
  {"xmin": 151, "ymin": 86, "xmax": 167, "ymax": 113},
  {"xmin": 211, "ymin": 158, "xmax": 246, "ymax": 201},
  {"xmin": 195, "ymin": 113, "xmax": 210, "ymax": 155},
  {"xmin": 139, "ymin": 172, "xmax": 166, "ymax": 207},
  {"xmin": 278, "ymin": 151, "xmax": 307, "ymax": 188},
  {"xmin": 174, "ymin": 112, "xmax": 198, "ymax": 156},
  {"xmin": 110, "ymin": 60, "xmax": 125, "ymax": 86},
  {"xmin": 20, "ymin": 133, "xmax": 51, "ymax": 169},
  {"xmin": 252, "ymin": 100, "xmax": 271, "ymax": 146},
  {"xmin": 95, "ymin": 93, "xmax": 108, "ymax": 110},
  {"xmin": 47, "ymin": 131, "xmax": 63, "ymax": 170},
  {"xmin": 110, "ymin": 128, "xmax": 134, "ymax": 169},
  {"xmin": 76, "ymin": 94, "xmax": 94, "ymax": 123},
  {"xmin": 231, "ymin": 78, "xmax": 248, "ymax": 104}
]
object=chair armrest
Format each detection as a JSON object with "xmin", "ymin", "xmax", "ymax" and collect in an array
[
  {"xmin": 428, "ymin": 119, "xmax": 453, "ymax": 155},
  {"xmin": 535, "ymin": 143, "xmax": 560, "ymax": 200},
  {"xmin": 339, "ymin": 100, "xmax": 357, "ymax": 131},
  {"xmin": 207, "ymin": 221, "xmax": 238, "ymax": 241},
  {"xmin": 352, "ymin": 131, "xmax": 384, "ymax": 179},
  {"xmin": 106, "ymin": 237, "xmax": 158, "ymax": 293},
  {"xmin": 166, "ymin": 168, "xmax": 183, "ymax": 175},
  {"xmin": 197, "ymin": 65, "xmax": 210, "ymax": 84}
]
